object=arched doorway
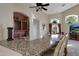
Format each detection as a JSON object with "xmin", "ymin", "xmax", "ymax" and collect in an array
[
  {"xmin": 13, "ymin": 12, "xmax": 29, "ymax": 39},
  {"xmin": 49, "ymin": 18, "xmax": 61, "ymax": 35},
  {"xmin": 65, "ymin": 15, "xmax": 78, "ymax": 40}
]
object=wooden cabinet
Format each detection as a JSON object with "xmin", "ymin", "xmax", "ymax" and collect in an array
[
  {"xmin": 69, "ymin": 32, "xmax": 76, "ymax": 40},
  {"xmin": 69, "ymin": 32, "xmax": 79, "ymax": 41},
  {"xmin": 14, "ymin": 12, "xmax": 29, "ymax": 38},
  {"xmin": 76, "ymin": 33, "xmax": 79, "ymax": 41}
]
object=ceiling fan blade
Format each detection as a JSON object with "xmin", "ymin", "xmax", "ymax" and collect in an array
[
  {"xmin": 29, "ymin": 6, "xmax": 37, "ymax": 8},
  {"xmin": 42, "ymin": 7, "xmax": 47, "ymax": 11},
  {"xmin": 42, "ymin": 3, "xmax": 49, "ymax": 6}
]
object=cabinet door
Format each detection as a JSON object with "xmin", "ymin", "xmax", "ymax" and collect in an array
[
  {"xmin": 76, "ymin": 33, "xmax": 79, "ymax": 41},
  {"xmin": 70, "ymin": 33, "xmax": 76, "ymax": 40},
  {"xmin": 22, "ymin": 22, "xmax": 27, "ymax": 30}
]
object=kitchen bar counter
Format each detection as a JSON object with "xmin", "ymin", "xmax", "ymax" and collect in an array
[{"xmin": 0, "ymin": 34, "xmax": 63, "ymax": 56}]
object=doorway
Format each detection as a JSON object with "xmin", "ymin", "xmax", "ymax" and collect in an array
[
  {"xmin": 13, "ymin": 12, "xmax": 29, "ymax": 39},
  {"xmin": 49, "ymin": 18, "xmax": 61, "ymax": 35},
  {"xmin": 33, "ymin": 19, "xmax": 40, "ymax": 39}
]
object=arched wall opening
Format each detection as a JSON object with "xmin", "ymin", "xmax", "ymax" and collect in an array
[
  {"xmin": 49, "ymin": 18, "xmax": 61, "ymax": 35},
  {"xmin": 13, "ymin": 12, "xmax": 30, "ymax": 39}
]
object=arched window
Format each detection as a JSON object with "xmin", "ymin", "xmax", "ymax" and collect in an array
[{"xmin": 65, "ymin": 15, "xmax": 78, "ymax": 24}]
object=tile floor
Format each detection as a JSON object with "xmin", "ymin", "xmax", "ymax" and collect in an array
[{"xmin": 67, "ymin": 40, "xmax": 79, "ymax": 56}]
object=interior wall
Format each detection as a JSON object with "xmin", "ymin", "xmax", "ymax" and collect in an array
[
  {"xmin": 48, "ymin": 13, "xmax": 63, "ymax": 33},
  {"xmin": 49, "ymin": 4, "xmax": 79, "ymax": 34},
  {"xmin": 0, "ymin": 3, "xmax": 49, "ymax": 40},
  {"xmin": 62, "ymin": 4, "xmax": 79, "ymax": 33},
  {"xmin": 34, "ymin": 12, "xmax": 49, "ymax": 39},
  {"xmin": 49, "ymin": 13, "xmax": 62, "ymax": 21},
  {"xmin": 0, "ymin": 25, "xmax": 4, "ymax": 41},
  {"xmin": 0, "ymin": 4, "xmax": 14, "ymax": 40}
]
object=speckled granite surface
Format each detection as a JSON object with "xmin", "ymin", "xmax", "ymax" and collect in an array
[{"xmin": 0, "ymin": 35, "xmax": 63, "ymax": 56}]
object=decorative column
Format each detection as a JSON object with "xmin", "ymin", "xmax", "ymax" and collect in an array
[{"xmin": 7, "ymin": 27, "xmax": 14, "ymax": 41}]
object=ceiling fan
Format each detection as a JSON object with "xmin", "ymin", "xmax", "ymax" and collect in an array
[{"xmin": 29, "ymin": 3, "xmax": 49, "ymax": 12}]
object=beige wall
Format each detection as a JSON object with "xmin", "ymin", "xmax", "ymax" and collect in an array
[
  {"xmin": 1, "ymin": 3, "xmax": 79, "ymax": 40},
  {"xmin": 62, "ymin": 4, "xmax": 79, "ymax": 33},
  {"xmin": 49, "ymin": 4, "xmax": 79, "ymax": 33},
  {"xmin": 0, "ymin": 3, "xmax": 49, "ymax": 40},
  {"xmin": 48, "ymin": 13, "xmax": 63, "ymax": 33},
  {"xmin": 49, "ymin": 13, "xmax": 62, "ymax": 21}
]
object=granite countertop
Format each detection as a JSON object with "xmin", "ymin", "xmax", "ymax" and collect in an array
[{"xmin": 0, "ymin": 34, "xmax": 63, "ymax": 56}]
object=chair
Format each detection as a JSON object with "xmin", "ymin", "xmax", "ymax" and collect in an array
[{"xmin": 53, "ymin": 34, "xmax": 68, "ymax": 56}]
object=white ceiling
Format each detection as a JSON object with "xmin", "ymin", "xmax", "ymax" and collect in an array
[{"xmin": 27, "ymin": 3, "xmax": 78, "ymax": 15}]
